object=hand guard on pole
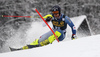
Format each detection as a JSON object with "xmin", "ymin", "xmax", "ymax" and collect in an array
[{"xmin": 46, "ymin": 17, "xmax": 52, "ymax": 22}]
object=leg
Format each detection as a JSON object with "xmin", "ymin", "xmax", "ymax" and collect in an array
[
  {"xmin": 23, "ymin": 31, "xmax": 53, "ymax": 49},
  {"xmin": 10, "ymin": 31, "xmax": 53, "ymax": 51},
  {"xmin": 29, "ymin": 30, "xmax": 62, "ymax": 46},
  {"xmin": 38, "ymin": 31, "xmax": 53, "ymax": 43},
  {"xmin": 48, "ymin": 31, "xmax": 61, "ymax": 43},
  {"xmin": 10, "ymin": 30, "xmax": 64, "ymax": 51},
  {"xmin": 48, "ymin": 29, "xmax": 66, "ymax": 43},
  {"xmin": 56, "ymin": 29, "xmax": 66, "ymax": 41}
]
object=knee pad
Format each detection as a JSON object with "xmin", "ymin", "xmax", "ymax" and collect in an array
[{"xmin": 48, "ymin": 31, "xmax": 61, "ymax": 43}]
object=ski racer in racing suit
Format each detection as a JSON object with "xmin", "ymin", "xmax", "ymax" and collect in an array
[{"xmin": 10, "ymin": 5, "xmax": 77, "ymax": 51}]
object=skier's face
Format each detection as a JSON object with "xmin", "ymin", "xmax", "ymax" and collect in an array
[
  {"xmin": 52, "ymin": 11, "xmax": 60, "ymax": 18},
  {"xmin": 54, "ymin": 13, "xmax": 59, "ymax": 18}
]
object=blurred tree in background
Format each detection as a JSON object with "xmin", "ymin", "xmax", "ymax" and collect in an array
[{"xmin": 0, "ymin": 0, "xmax": 100, "ymax": 44}]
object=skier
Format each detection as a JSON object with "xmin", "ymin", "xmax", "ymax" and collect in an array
[{"xmin": 10, "ymin": 5, "xmax": 77, "ymax": 51}]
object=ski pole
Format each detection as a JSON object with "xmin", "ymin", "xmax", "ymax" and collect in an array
[{"xmin": 35, "ymin": 9, "xmax": 59, "ymax": 42}]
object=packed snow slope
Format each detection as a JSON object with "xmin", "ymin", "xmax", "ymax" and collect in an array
[
  {"xmin": 0, "ymin": 15, "xmax": 88, "ymax": 53},
  {"xmin": 0, "ymin": 34, "xmax": 100, "ymax": 57}
]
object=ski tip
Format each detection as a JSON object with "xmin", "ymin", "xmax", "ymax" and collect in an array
[{"xmin": 9, "ymin": 47, "xmax": 19, "ymax": 51}]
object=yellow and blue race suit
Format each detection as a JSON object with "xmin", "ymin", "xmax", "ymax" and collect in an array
[{"xmin": 22, "ymin": 14, "xmax": 76, "ymax": 49}]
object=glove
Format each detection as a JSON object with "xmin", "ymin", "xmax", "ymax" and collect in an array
[
  {"xmin": 46, "ymin": 17, "xmax": 52, "ymax": 22},
  {"xmin": 71, "ymin": 34, "xmax": 77, "ymax": 40},
  {"xmin": 43, "ymin": 14, "xmax": 53, "ymax": 22}
]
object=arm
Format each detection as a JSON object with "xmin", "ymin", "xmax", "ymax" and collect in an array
[
  {"xmin": 42, "ymin": 14, "xmax": 53, "ymax": 27},
  {"xmin": 65, "ymin": 16, "xmax": 76, "ymax": 38}
]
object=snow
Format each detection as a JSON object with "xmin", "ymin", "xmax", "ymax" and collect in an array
[
  {"xmin": 0, "ymin": 15, "xmax": 99, "ymax": 57},
  {"xmin": 0, "ymin": 34, "xmax": 100, "ymax": 57}
]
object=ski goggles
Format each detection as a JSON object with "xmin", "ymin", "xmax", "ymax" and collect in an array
[{"xmin": 52, "ymin": 11, "xmax": 59, "ymax": 14}]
